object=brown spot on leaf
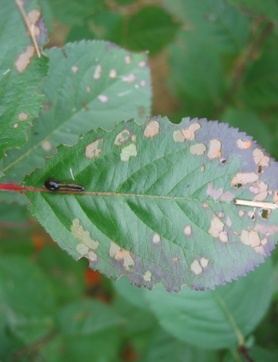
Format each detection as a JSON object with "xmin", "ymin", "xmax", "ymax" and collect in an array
[
  {"xmin": 143, "ymin": 271, "xmax": 152, "ymax": 282},
  {"xmin": 85, "ymin": 138, "xmax": 104, "ymax": 159},
  {"xmin": 191, "ymin": 257, "xmax": 209, "ymax": 275},
  {"xmin": 207, "ymin": 183, "xmax": 234, "ymax": 202},
  {"xmin": 71, "ymin": 219, "xmax": 99, "ymax": 261},
  {"xmin": 15, "ymin": 45, "xmax": 35, "ymax": 72},
  {"xmin": 71, "ymin": 65, "xmax": 79, "ymax": 73},
  {"xmin": 207, "ymin": 139, "xmax": 222, "ymax": 159},
  {"xmin": 41, "ymin": 140, "xmax": 52, "ymax": 151},
  {"xmin": 253, "ymin": 149, "xmax": 270, "ymax": 167},
  {"xmin": 240, "ymin": 230, "xmax": 261, "ymax": 248},
  {"xmin": 173, "ymin": 130, "xmax": 185, "ymax": 143},
  {"xmin": 184, "ymin": 225, "xmax": 192, "ymax": 236},
  {"xmin": 144, "ymin": 120, "xmax": 160, "ymax": 138},
  {"xmin": 152, "ymin": 233, "xmax": 161, "ymax": 244},
  {"xmin": 231, "ymin": 173, "xmax": 259, "ymax": 187},
  {"xmin": 209, "ymin": 215, "xmax": 228, "ymax": 243},
  {"xmin": 17, "ymin": 112, "xmax": 29, "ymax": 121},
  {"xmin": 237, "ymin": 138, "xmax": 252, "ymax": 150},
  {"xmin": 114, "ymin": 129, "xmax": 131, "ymax": 146},
  {"xmin": 109, "ymin": 242, "xmax": 135, "ymax": 271},
  {"xmin": 249, "ymin": 181, "xmax": 268, "ymax": 201},
  {"xmin": 190, "ymin": 143, "xmax": 207, "ymax": 156},
  {"xmin": 182, "ymin": 122, "xmax": 201, "ymax": 140}
]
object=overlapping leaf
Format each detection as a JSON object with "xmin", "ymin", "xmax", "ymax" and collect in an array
[
  {"xmin": 25, "ymin": 117, "xmax": 278, "ymax": 291},
  {"xmin": 0, "ymin": 0, "xmax": 48, "ymax": 158},
  {"xmin": 0, "ymin": 40, "xmax": 151, "ymax": 203}
]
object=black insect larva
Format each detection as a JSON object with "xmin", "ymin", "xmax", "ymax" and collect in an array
[{"xmin": 44, "ymin": 178, "xmax": 84, "ymax": 192}]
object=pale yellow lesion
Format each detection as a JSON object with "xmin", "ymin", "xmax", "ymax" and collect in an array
[
  {"xmin": 144, "ymin": 120, "xmax": 160, "ymax": 138},
  {"xmin": 85, "ymin": 138, "xmax": 104, "ymax": 159},
  {"xmin": 120, "ymin": 143, "xmax": 137, "ymax": 161},
  {"xmin": 109, "ymin": 242, "xmax": 135, "ymax": 271},
  {"xmin": 71, "ymin": 219, "xmax": 99, "ymax": 262}
]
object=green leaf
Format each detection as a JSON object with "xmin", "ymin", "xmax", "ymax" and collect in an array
[
  {"xmin": 236, "ymin": 49, "xmax": 278, "ymax": 109},
  {"xmin": 168, "ymin": 31, "xmax": 224, "ymax": 103},
  {"xmin": 121, "ymin": 6, "xmax": 180, "ymax": 55},
  {"xmin": 142, "ymin": 329, "xmax": 219, "ymax": 362},
  {"xmin": 228, "ymin": 0, "xmax": 278, "ymax": 23},
  {"xmin": 41, "ymin": 0, "xmax": 105, "ymax": 26},
  {"xmin": 0, "ymin": 40, "xmax": 151, "ymax": 203},
  {"xmin": 162, "ymin": 0, "xmax": 250, "ymax": 53},
  {"xmin": 144, "ymin": 260, "xmax": 273, "ymax": 349},
  {"xmin": 0, "ymin": 256, "xmax": 56, "ymax": 347},
  {"xmin": 0, "ymin": 0, "xmax": 48, "ymax": 158},
  {"xmin": 25, "ymin": 117, "xmax": 278, "ymax": 291}
]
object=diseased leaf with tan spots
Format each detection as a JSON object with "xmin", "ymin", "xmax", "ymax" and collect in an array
[
  {"xmin": 0, "ymin": 0, "xmax": 48, "ymax": 158},
  {"xmin": 25, "ymin": 117, "xmax": 278, "ymax": 291}
]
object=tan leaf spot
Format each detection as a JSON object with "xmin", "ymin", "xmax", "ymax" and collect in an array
[
  {"xmin": 144, "ymin": 120, "xmax": 160, "ymax": 138},
  {"xmin": 200, "ymin": 257, "xmax": 209, "ymax": 268},
  {"xmin": 125, "ymin": 55, "xmax": 131, "ymax": 64},
  {"xmin": 237, "ymin": 138, "xmax": 252, "ymax": 150},
  {"xmin": 17, "ymin": 112, "xmax": 28, "ymax": 121},
  {"xmin": 181, "ymin": 123, "xmax": 201, "ymax": 140},
  {"xmin": 109, "ymin": 69, "xmax": 117, "ymax": 78},
  {"xmin": 172, "ymin": 256, "xmax": 179, "ymax": 263},
  {"xmin": 109, "ymin": 242, "xmax": 135, "ymax": 271},
  {"xmin": 114, "ymin": 129, "xmax": 131, "ymax": 146},
  {"xmin": 152, "ymin": 233, "xmax": 161, "ymax": 244},
  {"xmin": 209, "ymin": 215, "xmax": 224, "ymax": 239},
  {"xmin": 41, "ymin": 140, "xmax": 52, "ymax": 151},
  {"xmin": 240, "ymin": 230, "xmax": 261, "ymax": 247},
  {"xmin": 86, "ymin": 86, "xmax": 91, "ymax": 93},
  {"xmin": 253, "ymin": 148, "xmax": 270, "ymax": 167},
  {"xmin": 138, "ymin": 61, "xmax": 146, "ymax": 67},
  {"xmin": 13, "ymin": 123, "xmax": 19, "ymax": 128},
  {"xmin": 120, "ymin": 143, "xmax": 137, "ymax": 162},
  {"xmin": 94, "ymin": 64, "xmax": 102, "ymax": 79},
  {"xmin": 98, "ymin": 94, "xmax": 109, "ymax": 103},
  {"xmin": 122, "ymin": 74, "xmax": 136, "ymax": 83},
  {"xmin": 143, "ymin": 271, "xmax": 152, "ymax": 282},
  {"xmin": 15, "ymin": 45, "xmax": 35, "ymax": 72},
  {"xmin": 190, "ymin": 260, "xmax": 202, "ymax": 275},
  {"xmin": 71, "ymin": 219, "xmax": 99, "ymax": 261},
  {"xmin": 190, "ymin": 143, "xmax": 207, "ymax": 156},
  {"xmin": 173, "ymin": 130, "xmax": 185, "ymax": 143},
  {"xmin": 85, "ymin": 138, "xmax": 104, "ymax": 159},
  {"xmin": 184, "ymin": 225, "xmax": 192, "ymax": 236},
  {"xmin": 231, "ymin": 173, "xmax": 259, "ymax": 187},
  {"xmin": 71, "ymin": 65, "xmax": 79, "ymax": 73},
  {"xmin": 207, "ymin": 139, "xmax": 222, "ymax": 159}
]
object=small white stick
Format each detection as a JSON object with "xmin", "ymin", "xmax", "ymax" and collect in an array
[{"xmin": 234, "ymin": 199, "xmax": 278, "ymax": 210}]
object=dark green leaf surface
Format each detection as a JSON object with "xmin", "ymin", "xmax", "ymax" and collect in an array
[
  {"xmin": 0, "ymin": 256, "xmax": 55, "ymax": 348},
  {"xmin": 26, "ymin": 117, "xmax": 278, "ymax": 291},
  {"xmin": 122, "ymin": 6, "xmax": 179, "ymax": 54},
  {"xmin": 0, "ymin": 40, "xmax": 151, "ymax": 200},
  {"xmin": 162, "ymin": 0, "xmax": 250, "ymax": 53},
  {"xmin": 144, "ymin": 260, "xmax": 273, "ymax": 349},
  {"xmin": 0, "ymin": 0, "xmax": 48, "ymax": 158}
]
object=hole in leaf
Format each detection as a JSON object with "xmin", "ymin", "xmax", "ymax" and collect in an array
[
  {"xmin": 259, "ymin": 209, "xmax": 270, "ymax": 220},
  {"xmin": 257, "ymin": 165, "xmax": 263, "ymax": 174},
  {"xmin": 220, "ymin": 158, "xmax": 227, "ymax": 165},
  {"xmin": 234, "ymin": 183, "xmax": 243, "ymax": 189}
]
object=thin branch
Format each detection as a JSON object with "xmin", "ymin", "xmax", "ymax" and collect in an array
[{"xmin": 15, "ymin": 0, "xmax": 41, "ymax": 57}]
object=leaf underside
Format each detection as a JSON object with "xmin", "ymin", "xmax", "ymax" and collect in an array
[{"xmin": 25, "ymin": 117, "xmax": 278, "ymax": 292}]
